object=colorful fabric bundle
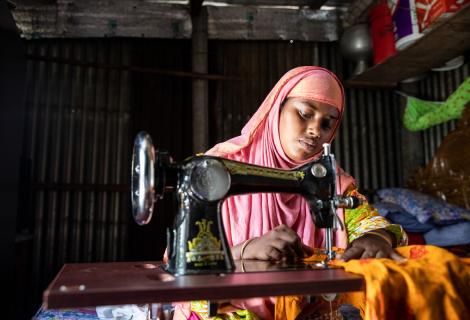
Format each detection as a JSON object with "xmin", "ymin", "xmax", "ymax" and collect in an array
[
  {"xmin": 275, "ymin": 245, "xmax": 470, "ymax": 320},
  {"xmin": 403, "ymin": 76, "xmax": 470, "ymax": 131},
  {"xmin": 336, "ymin": 245, "xmax": 470, "ymax": 320}
]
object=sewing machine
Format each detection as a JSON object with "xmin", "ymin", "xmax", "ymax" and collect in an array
[
  {"xmin": 132, "ymin": 131, "xmax": 360, "ymax": 276},
  {"xmin": 41, "ymin": 131, "xmax": 364, "ymax": 313}
]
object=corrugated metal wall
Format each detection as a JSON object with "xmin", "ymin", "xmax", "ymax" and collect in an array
[
  {"xmin": 20, "ymin": 38, "xmax": 193, "ymax": 310},
  {"xmin": 209, "ymin": 41, "xmax": 404, "ymax": 192},
  {"xmin": 341, "ymin": 87, "xmax": 404, "ymax": 190},
  {"xmin": 417, "ymin": 59, "xmax": 470, "ymax": 164},
  {"xmin": 23, "ymin": 39, "xmax": 132, "ymax": 302}
]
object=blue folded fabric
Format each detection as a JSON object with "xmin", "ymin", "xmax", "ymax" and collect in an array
[
  {"xmin": 34, "ymin": 307, "xmax": 99, "ymax": 319},
  {"xmin": 377, "ymin": 188, "xmax": 470, "ymax": 225},
  {"xmin": 424, "ymin": 221, "xmax": 470, "ymax": 246},
  {"xmin": 373, "ymin": 202, "xmax": 435, "ymax": 233}
]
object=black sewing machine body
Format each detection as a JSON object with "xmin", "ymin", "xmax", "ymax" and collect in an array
[{"xmin": 131, "ymin": 132, "xmax": 358, "ymax": 276}]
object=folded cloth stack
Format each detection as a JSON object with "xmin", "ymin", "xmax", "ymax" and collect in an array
[{"xmin": 374, "ymin": 188, "xmax": 470, "ymax": 246}]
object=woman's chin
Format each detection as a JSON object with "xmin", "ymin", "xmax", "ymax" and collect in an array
[
  {"xmin": 301, "ymin": 150, "xmax": 323, "ymax": 162},
  {"xmin": 286, "ymin": 146, "xmax": 322, "ymax": 163},
  {"xmin": 290, "ymin": 152, "xmax": 316, "ymax": 163}
]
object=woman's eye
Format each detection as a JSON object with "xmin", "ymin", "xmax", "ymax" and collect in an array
[
  {"xmin": 299, "ymin": 110, "xmax": 312, "ymax": 119},
  {"xmin": 321, "ymin": 120, "xmax": 332, "ymax": 131}
]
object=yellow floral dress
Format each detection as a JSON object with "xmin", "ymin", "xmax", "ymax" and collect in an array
[{"xmin": 345, "ymin": 186, "xmax": 407, "ymax": 246}]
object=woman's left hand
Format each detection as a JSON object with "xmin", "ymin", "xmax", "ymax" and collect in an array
[{"xmin": 340, "ymin": 230, "xmax": 405, "ymax": 262}]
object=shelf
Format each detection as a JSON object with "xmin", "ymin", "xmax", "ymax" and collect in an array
[{"xmin": 346, "ymin": 4, "xmax": 470, "ymax": 88}]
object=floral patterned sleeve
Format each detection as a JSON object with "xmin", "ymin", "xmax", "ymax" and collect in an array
[{"xmin": 344, "ymin": 186, "xmax": 408, "ymax": 246}]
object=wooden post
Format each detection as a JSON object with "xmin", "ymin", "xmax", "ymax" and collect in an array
[{"xmin": 191, "ymin": 2, "xmax": 209, "ymax": 153}]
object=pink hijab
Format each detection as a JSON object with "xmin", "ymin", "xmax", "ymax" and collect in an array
[
  {"xmin": 206, "ymin": 66, "xmax": 355, "ymax": 251},
  {"xmin": 173, "ymin": 66, "xmax": 356, "ymax": 320}
]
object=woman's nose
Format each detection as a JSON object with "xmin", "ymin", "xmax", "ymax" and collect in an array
[{"xmin": 306, "ymin": 121, "xmax": 320, "ymax": 137}]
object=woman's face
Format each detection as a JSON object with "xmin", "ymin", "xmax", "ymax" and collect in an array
[{"xmin": 279, "ymin": 97, "xmax": 339, "ymax": 162}]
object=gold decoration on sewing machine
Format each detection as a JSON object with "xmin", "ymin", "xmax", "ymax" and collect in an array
[
  {"xmin": 222, "ymin": 160, "xmax": 305, "ymax": 181},
  {"xmin": 186, "ymin": 219, "xmax": 224, "ymax": 266}
]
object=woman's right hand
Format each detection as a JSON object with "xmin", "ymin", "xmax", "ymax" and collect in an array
[{"xmin": 241, "ymin": 225, "xmax": 313, "ymax": 261}]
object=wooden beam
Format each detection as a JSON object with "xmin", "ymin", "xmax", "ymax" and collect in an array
[
  {"xmin": 12, "ymin": 0, "xmax": 341, "ymax": 41},
  {"xmin": 206, "ymin": 0, "xmax": 328, "ymax": 9},
  {"xmin": 207, "ymin": 5, "xmax": 340, "ymax": 41},
  {"xmin": 25, "ymin": 54, "xmax": 244, "ymax": 81},
  {"xmin": 342, "ymin": 0, "xmax": 376, "ymax": 28},
  {"xmin": 12, "ymin": 0, "xmax": 191, "ymax": 39}
]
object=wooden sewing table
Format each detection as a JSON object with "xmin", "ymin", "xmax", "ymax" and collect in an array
[{"xmin": 43, "ymin": 260, "xmax": 363, "ymax": 309}]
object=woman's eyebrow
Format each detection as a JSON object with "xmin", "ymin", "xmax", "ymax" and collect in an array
[{"xmin": 301, "ymin": 100, "xmax": 339, "ymax": 120}]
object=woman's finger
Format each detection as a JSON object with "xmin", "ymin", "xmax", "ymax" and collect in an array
[
  {"xmin": 287, "ymin": 236, "xmax": 310, "ymax": 258},
  {"xmin": 273, "ymin": 228, "xmax": 305, "ymax": 257},
  {"xmin": 270, "ymin": 239, "xmax": 296, "ymax": 257},
  {"xmin": 390, "ymin": 250, "xmax": 406, "ymax": 262},
  {"xmin": 302, "ymin": 243, "xmax": 314, "ymax": 257},
  {"xmin": 276, "ymin": 228, "xmax": 300, "ymax": 243},
  {"xmin": 266, "ymin": 246, "xmax": 283, "ymax": 260},
  {"xmin": 361, "ymin": 250, "xmax": 376, "ymax": 259},
  {"xmin": 341, "ymin": 246, "xmax": 365, "ymax": 261},
  {"xmin": 375, "ymin": 250, "xmax": 386, "ymax": 259}
]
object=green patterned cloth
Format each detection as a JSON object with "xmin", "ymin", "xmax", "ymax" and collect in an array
[
  {"xmin": 403, "ymin": 77, "xmax": 470, "ymax": 131},
  {"xmin": 212, "ymin": 309, "xmax": 260, "ymax": 320},
  {"xmin": 344, "ymin": 188, "xmax": 407, "ymax": 246}
]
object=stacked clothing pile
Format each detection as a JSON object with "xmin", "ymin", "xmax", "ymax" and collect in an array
[{"xmin": 374, "ymin": 188, "xmax": 470, "ymax": 251}]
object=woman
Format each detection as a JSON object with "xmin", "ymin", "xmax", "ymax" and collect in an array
[{"xmin": 178, "ymin": 66, "xmax": 407, "ymax": 319}]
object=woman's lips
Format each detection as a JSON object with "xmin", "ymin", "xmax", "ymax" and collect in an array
[{"xmin": 298, "ymin": 138, "xmax": 317, "ymax": 151}]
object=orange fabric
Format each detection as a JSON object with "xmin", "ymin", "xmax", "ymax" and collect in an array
[
  {"xmin": 335, "ymin": 245, "xmax": 470, "ymax": 320},
  {"xmin": 274, "ymin": 248, "xmax": 346, "ymax": 320},
  {"xmin": 302, "ymin": 247, "xmax": 346, "ymax": 263},
  {"xmin": 274, "ymin": 295, "xmax": 303, "ymax": 320},
  {"xmin": 275, "ymin": 246, "xmax": 470, "ymax": 320}
]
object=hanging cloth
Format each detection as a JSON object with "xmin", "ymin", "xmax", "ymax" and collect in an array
[{"xmin": 403, "ymin": 76, "xmax": 470, "ymax": 131}]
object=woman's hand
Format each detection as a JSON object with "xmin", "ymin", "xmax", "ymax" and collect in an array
[
  {"xmin": 340, "ymin": 230, "xmax": 404, "ymax": 262},
  {"xmin": 238, "ymin": 225, "xmax": 313, "ymax": 261}
]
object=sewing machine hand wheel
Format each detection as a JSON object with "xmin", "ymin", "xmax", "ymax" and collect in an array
[{"xmin": 131, "ymin": 131, "xmax": 167, "ymax": 225}]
